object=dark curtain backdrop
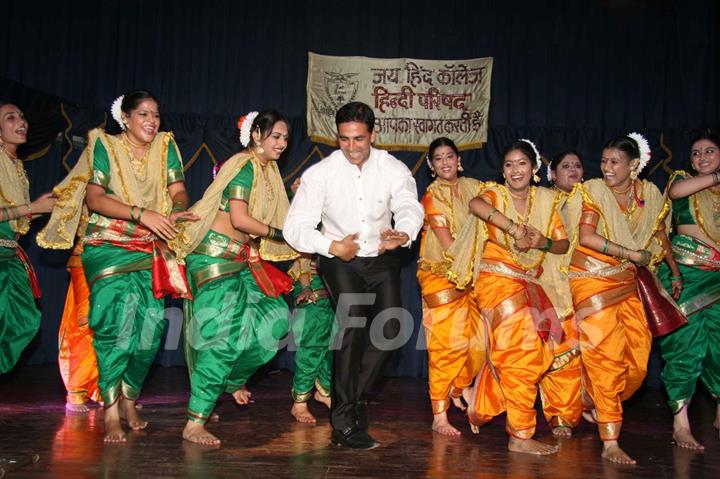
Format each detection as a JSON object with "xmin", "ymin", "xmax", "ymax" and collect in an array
[{"xmin": 1, "ymin": 0, "xmax": 719, "ymax": 380}]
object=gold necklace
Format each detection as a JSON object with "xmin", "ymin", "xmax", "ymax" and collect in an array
[
  {"xmin": 1, "ymin": 144, "xmax": 28, "ymax": 185},
  {"xmin": 252, "ymin": 152, "xmax": 276, "ymax": 204},
  {"xmin": 0, "ymin": 144, "xmax": 18, "ymax": 161},
  {"xmin": 438, "ymin": 177, "xmax": 460, "ymax": 197},
  {"xmin": 123, "ymin": 133, "xmax": 150, "ymax": 149},
  {"xmin": 611, "ymin": 182, "xmax": 632, "ymax": 195},
  {"xmin": 120, "ymin": 134, "xmax": 150, "ymax": 181},
  {"xmin": 508, "ymin": 187, "xmax": 532, "ymax": 223},
  {"xmin": 621, "ymin": 184, "xmax": 638, "ymax": 219},
  {"xmin": 438, "ymin": 177, "xmax": 459, "ymax": 186},
  {"xmin": 507, "ymin": 188, "xmax": 529, "ymax": 200}
]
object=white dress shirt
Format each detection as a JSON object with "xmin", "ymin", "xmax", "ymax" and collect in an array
[{"xmin": 284, "ymin": 147, "xmax": 424, "ymax": 258}]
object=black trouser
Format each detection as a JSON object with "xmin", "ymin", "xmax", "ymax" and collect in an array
[{"xmin": 318, "ymin": 254, "xmax": 403, "ymax": 432}]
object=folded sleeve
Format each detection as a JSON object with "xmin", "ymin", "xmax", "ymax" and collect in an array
[{"xmin": 283, "ymin": 168, "xmax": 334, "ymax": 257}]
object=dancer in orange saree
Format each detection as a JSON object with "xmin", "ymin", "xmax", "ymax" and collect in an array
[
  {"xmin": 58, "ymin": 236, "xmax": 101, "ymax": 412},
  {"xmin": 568, "ymin": 133, "xmax": 677, "ymax": 464},
  {"xmin": 417, "ymin": 137, "xmax": 483, "ymax": 435},
  {"xmin": 448, "ymin": 139, "xmax": 568, "ymax": 455},
  {"xmin": 539, "ymin": 151, "xmax": 585, "ymax": 437}
]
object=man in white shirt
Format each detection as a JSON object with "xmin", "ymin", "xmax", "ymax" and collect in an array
[{"xmin": 284, "ymin": 102, "xmax": 423, "ymax": 449}]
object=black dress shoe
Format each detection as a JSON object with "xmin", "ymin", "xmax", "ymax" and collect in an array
[
  {"xmin": 331, "ymin": 427, "xmax": 379, "ymax": 450},
  {"xmin": 355, "ymin": 400, "xmax": 368, "ymax": 430}
]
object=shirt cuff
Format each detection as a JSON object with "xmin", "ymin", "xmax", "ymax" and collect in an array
[
  {"xmin": 315, "ymin": 235, "xmax": 334, "ymax": 258},
  {"xmin": 394, "ymin": 222, "xmax": 418, "ymax": 248}
]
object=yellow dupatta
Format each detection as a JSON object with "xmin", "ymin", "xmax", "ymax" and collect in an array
[
  {"xmin": 419, "ymin": 177, "xmax": 483, "ymax": 276},
  {"xmin": 579, "ymin": 178, "xmax": 671, "ymax": 268},
  {"xmin": 0, "ymin": 148, "xmax": 31, "ymax": 235},
  {"xmin": 669, "ymin": 170, "xmax": 720, "ymax": 248},
  {"xmin": 170, "ymin": 152, "xmax": 298, "ymax": 262},
  {"xmin": 37, "ymin": 128, "xmax": 178, "ymax": 249},
  {"xmin": 446, "ymin": 183, "xmax": 563, "ymax": 289}
]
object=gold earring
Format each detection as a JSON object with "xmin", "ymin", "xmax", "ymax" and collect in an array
[
  {"xmin": 457, "ymin": 159, "xmax": 464, "ymax": 172},
  {"xmin": 630, "ymin": 170, "xmax": 638, "ymax": 180},
  {"xmin": 253, "ymin": 128, "xmax": 264, "ymax": 155}
]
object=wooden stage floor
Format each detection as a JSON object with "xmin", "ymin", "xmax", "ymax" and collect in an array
[{"xmin": 1, "ymin": 365, "xmax": 718, "ymax": 478}]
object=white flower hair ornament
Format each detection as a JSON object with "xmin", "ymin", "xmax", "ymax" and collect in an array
[
  {"xmin": 546, "ymin": 161, "xmax": 554, "ymax": 183},
  {"xmin": 238, "ymin": 111, "xmax": 259, "ymax": 147},
  {"xmin": 425, "ymin": 153, "xmax": 432, "ymax": 170},
  {"xmin": 627, "ymin": 132, "xmax": 651, "ymax": 174},
  {"xmin": 111, "ymin": 95, "xmax": 125, "ymax": 130},
  {"xmin": 519, "ymin": 138, "xmax": 542, "ymax": 183}
]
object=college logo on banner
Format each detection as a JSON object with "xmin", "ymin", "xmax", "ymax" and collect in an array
[{"xmin": 307, "ymin": 52, "xmax": 493, "ymax": 151}]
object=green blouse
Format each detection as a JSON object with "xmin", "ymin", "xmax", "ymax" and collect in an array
[{"xmin": 219, "ymin": 161, "xmax": 253, "ymax": 212}]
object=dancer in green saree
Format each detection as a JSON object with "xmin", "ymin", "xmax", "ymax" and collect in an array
[
  {"xmin": 285, "ymin": 178, "xmax": 334, "ymax": 424},
  {"xmin": 38, "ymin": 90, "xmax": 196, "ymax": 443},
  {"xmin": 171, "ymin": 110, "xmax": 297, "ymax": 445},
  {"xmin": 0, "ymin": 102, "xmax": 56, "ymax": 373},
  {"xmin": 288, "ymin": 253, "xmax": 334, "ymax": 423},
  {"xmin": 658, "ymin": 131, "xmax": 720, "ymax": 450}
]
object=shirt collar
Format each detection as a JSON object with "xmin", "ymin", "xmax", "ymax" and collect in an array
[{"xmin": 339, "ymin": 147, "xmax": 379, "ymax": 172}]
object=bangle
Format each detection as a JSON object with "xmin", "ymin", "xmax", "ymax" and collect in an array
[
  {"xmin": 669, "ymin": 274, "xmax": 683, "ymax": 282},
  {"xmin": 602, "ymin": 239, "xmax": 610, "ymax": 254},
  {"xmin": 267, "ymin": 226, "xmax": 284, "ymax": 242},
  {"xmin": 540, "ymin": 237, "xmax": 553, "ymax": 252},
  {"xmin": 619, "ymin": 245, "xmax": 626, "ymax": 259},
  {"xmin": 25, "ymin": 204, "xmax": 33, "ymax": 220},
  {"xmin": 138, "ymin": 207, "xmax": 146, "ymax": 223},
  {"xmin": 515, "ymin": 227, "xmax": 528, "ymax": 240},
  {"xmin": 129, "ymin": 205, "xmax": 137, "ymax": 221},
  {"xmin": 506, "ymin": 219, "xmax": 516, "ymax": 235},
  {"xmin": 486, "ymin": 209, "xmax": 499, "ymax": 224},
  {"xmin": 301, "ymin": 285, "xmax": 312, "ymax": 292},
  {"xmin": 172, "ymin": 202, "xmax": 186, "ymax": 213}
]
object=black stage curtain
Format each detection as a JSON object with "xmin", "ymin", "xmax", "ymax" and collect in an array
[{"xmin": 1, "ymin": 0, "xmax": 719, "ymax": 379}]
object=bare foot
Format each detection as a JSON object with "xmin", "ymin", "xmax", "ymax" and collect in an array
[
  {"xmin": 183, "ymin": 420, "xmax": 221, "ymax": 446},
  {"xmin": 508, "ymin": 436, "xmax": 559, "ymax": 455},
  {"xmin": 673, "ymin": 428, "xmax": 704, "ymax": 451},
  {"xmin": 232, "ymin": 386, "xmax": 253, "ymax": 405},
  {"xmin": 582, "ymin": 409, "xmax": 598, "ymax": 424},
  {"xmin": 455, "ymin": 387, "xmax": 473, "ymax": 412},
  {"xmin": 602, "ymin": 441, "xmax": 636, "ymax": 465},
  {"xmin": 291, "ymin": 402, "xmax": 317, "ymax": 424},
  {"xmin": 552, "ymin": 426, "xmax": 572, "ymax": 438},
  {"xmin": 120, "ymin": 398, "xmax": 148, "ymax": 430},
  {"xmin": 313, "ymin": 391, "xmax": 331, "ymax": 409},
  {"xmin": 432, "ymin": 412, "xmax": 461, "ymax": 436},
  {"xmin": 672, "ymin": 403, "xmax": 705, "ymax": 450},
  {"xmin": 66, "ymin": 402, "xmax": 90, "ymax": 414},
  {"xmin": 103, "ymin": 403, "xmax": 127, "ymax": 443},
  {"xmin": 451, "ymin": 396, "xmax": 466, "ymax": 412}
]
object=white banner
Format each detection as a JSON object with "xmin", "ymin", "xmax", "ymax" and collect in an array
[{"xmin": 307, "ymin": 52, "xmax": 493, "ymax": 151}]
